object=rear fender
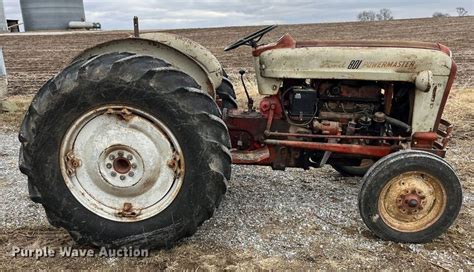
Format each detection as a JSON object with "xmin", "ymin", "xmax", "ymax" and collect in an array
[{"xmin": 72, "ymin": 33, "xmax": 223, "ymax": 97}]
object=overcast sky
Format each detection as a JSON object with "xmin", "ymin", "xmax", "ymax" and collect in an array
[{"xmin": 4, "ymin": 0, "xmax": 473, "ymax": 30}]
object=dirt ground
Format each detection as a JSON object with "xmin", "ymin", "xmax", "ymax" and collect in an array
[{"xmin": 0, "ymin": 17, "xmax": 473, "ymax": 270}]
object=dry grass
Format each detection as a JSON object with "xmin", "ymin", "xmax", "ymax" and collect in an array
[
  {"xmin": 0, "ymin": 226, "xmax": 313, "ymax": 270},
  {"xmin": 226, "ymin": 72, "xmax": 259, "ymax": 108},
  {"xmin": 443, "ymin": 88, "xmax": 474, "ymax": 136},
  {"xmin": 0, "ymin": 95, "xmax": 33, "ymax": 132},
  {"xmin": 442, "ymin": 88, "xmax": 474, "ymax": 189}
]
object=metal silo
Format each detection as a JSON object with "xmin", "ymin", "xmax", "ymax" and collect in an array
[
  {"xmin": 0, "ymin": 0, "xmax": 7, "ymax": 32},
  {"xmin": 20, "ymin": 0, "xmax": 86, "ymax": 31}
]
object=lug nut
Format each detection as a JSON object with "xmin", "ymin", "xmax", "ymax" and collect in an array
[
  {"xmin": 132, "ymin": 163, "xmax": 137, "ymax": 169},
  {"xmin": 120, "ymin": 175, "xmax": 126, "ymax": 180},
  {"xmin": 109, "ymin": 155, "xmax": 115, "ymax": 160},
  {"xmin": 106, "ymin": 163, "xmax": 112, "ymax": 169},
  {"xmin": 127, "ymin": 155, "xmax": 133, "ymax": 160},
  {"xmin": 118, "ymin": 151, "xmax": 124, "ymax": 157},
  {"xmin": 128, "ymin": 171, "xmax": 134, "ymax": 177},
  {"xmin": 111, "ymin": 171, "xmax": 117, "ymax": 177}
]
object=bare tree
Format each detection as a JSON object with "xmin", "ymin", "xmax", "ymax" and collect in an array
[
  {"xmin": 376, "ymin": 8, "xmax": 394, "ymax": 21},
  {"xmin": 432, "ymin": 12, "xmax": 450, "ymax": 18},
  {"xmin": 357, "ymin": 11, "xmax": 376, "ymax": 21},
  {"xmin": 456, "ymin": 7, "xmax": 468, "ymax": 16},
  {"xmin": 358, "ymin": 9, "xmax": 394, "ymax": 22}
]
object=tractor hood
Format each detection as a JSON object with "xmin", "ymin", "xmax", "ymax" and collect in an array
[
  {"xmin": 253, "ymin": 34, "xmax": 452, "ymax": 82},
  {"xmin": 258, "ymin": 39, "xmax": 453, "ymax": 82}
]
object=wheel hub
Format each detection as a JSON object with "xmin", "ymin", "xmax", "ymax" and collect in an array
[
  {"xmin": 397, "ymin": 189, "xmax": 426, "ymax": 214},
  {"xmin": 113, "ymin": 157, "xmax": 131, "ymax": 174},
  {"xmin": 378, "ymin": 171, "xmax": 446, "ymax": 232},
  {"xmin": 60, "ymin": 105, "xmax": 185, "ymax": 222},
  {"xmin": 98, "ymin": 146, "xmax": 144, "ymax": 188}
]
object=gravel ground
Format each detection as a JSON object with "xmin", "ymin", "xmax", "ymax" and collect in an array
[
  {"xmin": 1, "ymin": 130, "xmax": 472, "ymax": 270},
  {"xmin": 0, "ymin": 133, "xmax": 48, "ymax": 229},
  {"xmin": 1, "ymin": 17, "xmax": 473, "ymax": 269}
]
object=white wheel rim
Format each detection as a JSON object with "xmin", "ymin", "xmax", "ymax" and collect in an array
[{"xmin": 60, "ymin": 105, "xmax": 184, "ymax": 222}]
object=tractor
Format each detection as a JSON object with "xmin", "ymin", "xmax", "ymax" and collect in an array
[{"xmin": 19, "ymin": 25, "xmax": 462, "ymax": 248}]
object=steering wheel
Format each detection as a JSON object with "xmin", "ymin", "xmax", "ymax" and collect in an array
[{"xmin": 224, "ymin": 25, "xmax": 278, "ymax": 51}]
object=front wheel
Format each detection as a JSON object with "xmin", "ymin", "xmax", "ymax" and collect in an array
[
  {"xmin": 358, "ymin": 150, "xmax": 462, "ymax": 243},
  {"xmin": 19, "ymin": 52, "xmax": 231, "ymax": 248}
]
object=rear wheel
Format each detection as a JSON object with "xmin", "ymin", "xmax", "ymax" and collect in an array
[
  {"xmin": 332, "ymin": 159, "xmax": 374, "ymax": 177},
  {"xmin": 216, "ymin": 75, "xmax": 237, "ymax": 110},
  {"xmin": 358, "ymin": 150, "xmax": 462, "ymax": 243},
  {"xmin": 19, "ymin": 53, "xmax": 231, "ymax": 248}
]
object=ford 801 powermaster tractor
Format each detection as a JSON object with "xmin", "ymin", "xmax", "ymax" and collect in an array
[{"xmin": 19, "ymin": 25, "xmax": 462, "ymax": 248}]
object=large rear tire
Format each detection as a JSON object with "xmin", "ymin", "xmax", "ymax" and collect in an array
[
  {"xmin": 19, "ymin": 53, "xmax": 231, "ymax": 248},
  {"xmin": 216, "ymin": 74, "xmax": 238, "ymax": 110}
]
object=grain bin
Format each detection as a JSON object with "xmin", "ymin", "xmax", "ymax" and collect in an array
[
  {"xmin": 0, "ymin": 0, "xmax": 7, "ymax": 32},
  {"xmin": 20, "ymin": 0, "xmax": 86, "ymax": 31}
]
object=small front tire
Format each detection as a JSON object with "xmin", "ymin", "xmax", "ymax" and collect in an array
[{"xmin": 358, "ymin": 150, "xmax": 462, "ymax": 243}]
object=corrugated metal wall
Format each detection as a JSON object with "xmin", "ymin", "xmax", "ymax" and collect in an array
[
  {"xmin": 0, "ymin": 47, "xmax": 5, "ymax": 76},
  {"xmin": 0, "ymin": 0, "xmax": 8, "ymax": 32},
  {"xmin": 0, "ymin": 47, "xmax": 7, "ymax": 98},
  {"xmin": 20, "ymin": 0, "xmax": 86, "ymax": 31}
]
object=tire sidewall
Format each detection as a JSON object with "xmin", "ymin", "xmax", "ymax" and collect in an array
[
  {"xmin": 31, "ymin": 78, "xmax": 218, "ymax": 246},
  {"xmin": 359, "ymin": 151, "xmax": 462, "ymax": 243}
]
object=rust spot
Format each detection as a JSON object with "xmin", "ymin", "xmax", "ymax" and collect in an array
[
  {"xmin": 264, "ymin": 139, "xmax": 394, "ymax": 157},
  {"xmin": 398, "ymin": 189, "xmax": 424, "ymax": 214},
  {"xmin": 117, "ymin": 202, "xmax": 141, "ymax": 218},
  {"xmin": 119, "ymin": 108, "xmax": 134, "ymax": 121},
  {"xmin": 105, "ymin": 107, "xmax": 135, "ymax": 121},
  {"xmin": 167, "ymin": 159, "xmax": 176, "ymax": 169},
  {"xmin": 252, "ymin": 33, "xmax": 296, "ymax": 57},
  {"xmin": 123, "ymin": 202, "xmax": 132, "ymax": 212},
  {"xmin": 65, "ymin": 151, "xmax": 81, "ymax": 176},
  {"xmin": 167, "ymin": 151, "xmax": 183, "ymax": 178},
  {"xmin": 412, "ymin": 132, "xmax": 437, "ymax": 149},
  {"xmin": 231, "ymin": 147, "xmax": 271, "ymax": 164}
]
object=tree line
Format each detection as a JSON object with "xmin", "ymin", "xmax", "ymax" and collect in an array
[{"xmin": 357, "ymin": 7, "xmax": 469, "ymax": 21}]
